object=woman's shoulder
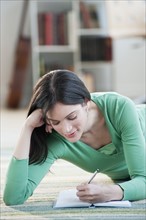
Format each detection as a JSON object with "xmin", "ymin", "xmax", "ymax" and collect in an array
[
  {"xmin": 90, "ymin": 92, "xmax": 139, "ymax": 125},
  {"xmin": 91, "ymin": 91, "xmax": 127, "ymax": 101},
  {"xmin": 90, "ymin": 92, "xmax": 131, "ymax": 108}
]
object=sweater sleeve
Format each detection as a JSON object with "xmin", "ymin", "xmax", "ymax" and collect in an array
[
  {"xmin": 3, "ymin": 134, "xmax": 65, "ymax": 205},
  {"xmin": 116, "ymin": 98, "xmax": 146, "ymax": 201}
]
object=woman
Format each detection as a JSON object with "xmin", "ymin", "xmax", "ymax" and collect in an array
[{"xmin": 3, "ymin": 70, "xmax": 146, "ymax": 205}]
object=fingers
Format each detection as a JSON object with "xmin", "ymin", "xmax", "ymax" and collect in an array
[
  {"xmin": 45, "ymin": 124, "xmax": 53, "ymax": 133},
  {"xmin": 76, "ymin": 184, "xmax": 99, "ymax": 203},
  {"xmin": 76, "ymin": 184, "xmax": 91, "ymax": 199},
  {"xmin": 76, "ymin": 183, "xmax": 88, "ymax": 191},
  {"xmin": 76, "ymin": 187, "xmax": 96, "ymax": 203}
]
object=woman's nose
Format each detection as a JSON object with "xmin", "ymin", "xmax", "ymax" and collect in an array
[{"xmin": 63, "ymin": 121, "xmax": 73, "ymax": 134}]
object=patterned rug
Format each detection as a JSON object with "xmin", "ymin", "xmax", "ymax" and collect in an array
[{"xmin": 1, "ymin": 149, "xmax": 146, "ymax": 220}]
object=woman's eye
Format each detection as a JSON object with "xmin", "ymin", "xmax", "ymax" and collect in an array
[
  {"xmin": 52, "ymin": 121, "xmax": 60, "ymax": 126},
  {"xmin": 47, "ymin": 120, "xmax": 60, "ymax": 126},
  {"xmin": 68, "ymin": 115, "xmax": 77, "ymax": 120}
]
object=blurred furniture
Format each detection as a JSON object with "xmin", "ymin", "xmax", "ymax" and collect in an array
[{"xmin": 30, "ymin": 0, "xmax": 145, "ymax": 98}]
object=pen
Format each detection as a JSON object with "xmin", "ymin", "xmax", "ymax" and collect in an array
[{"xmin": 88, "ymin": 169, "xmax": 99, "ymax": 184}]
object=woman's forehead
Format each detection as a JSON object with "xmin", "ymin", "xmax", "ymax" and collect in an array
[{"xmin": 46, "ymin": 103, "xmax": 82, "ymax": 120}]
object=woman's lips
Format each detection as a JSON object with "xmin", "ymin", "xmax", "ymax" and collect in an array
[{"xmin": 65, "ymin": 130, "xmax": 77, "ymax": 138}]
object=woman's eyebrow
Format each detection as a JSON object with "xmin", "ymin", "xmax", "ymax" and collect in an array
[
  {"xmin": 66, "ymin": 110, "xmax": 77, "ymax": 117},
  {"xmin": 46, "ymin": 110, "xmax": 77, "ymax": 122},
  {"xmin": 46, "ymin": 118, "xmax": 59, "ymax": 123}
]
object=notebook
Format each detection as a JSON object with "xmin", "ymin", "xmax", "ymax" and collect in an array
[{"xmin": 53, "ymin": 189, "xmax": 131, "ymax": 208}]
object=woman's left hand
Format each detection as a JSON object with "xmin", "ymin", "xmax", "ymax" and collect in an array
[{"xmin": 76, "ymin": 183, "xmax": 123, "ymax": 203}]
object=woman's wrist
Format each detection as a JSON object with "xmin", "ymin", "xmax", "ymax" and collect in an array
[
  {"xmin": 105, "ymin": 184, "xmax": 124, "ymax": 201},
  {"xmin": 23, "ymin": 120, "xmax": 35, "ymax": 133},
  {"xmin": 13, "ymin": 122, "xmax": 34, "ymax": 160}
]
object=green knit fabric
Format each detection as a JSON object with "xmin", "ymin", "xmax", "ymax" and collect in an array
[{"xmin": 3, "ymin": 92, "xmax": 146, "ymax": 205}]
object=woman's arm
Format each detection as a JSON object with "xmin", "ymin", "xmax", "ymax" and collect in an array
[
  {"xmin": 77, "ymin": 98, "xmax": 146, "ymax": 202},
  {"xmin": 117, "ymin": 100, "xmax": 146, "ymax": 201},
  {"xmin": 13, "ymin": 109, "xmax": 44, "ymax": 159},
  {"xmin": 3, "ymin": 109, "xmax": 54, "ymax": 205}
]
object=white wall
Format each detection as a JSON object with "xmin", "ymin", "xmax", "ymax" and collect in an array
[
  {"xmin": 0, "ymin": 0, "xmax": 24, "ymax": 107},
  {"xmin": 0, "ymin": 0, "xmax": 32, "ymax": 108}
]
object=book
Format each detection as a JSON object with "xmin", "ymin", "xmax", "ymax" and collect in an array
[
  {"xmin": 80, "ymin": 36, "xmax": 112, "ymax": 61},
  {"xmin": 80, "ymin": 1, "xmax": 92, "ymax": 28},
  {"xmin": 53, "ymin": 189, "xmax": 131, "ymax": 208},
  {"xmin": 57, "ymin": 12, "xmax": 68, "ymax": 45},
  {"xmin": 38, "ymin": 13, "xmax": 45, "ymax": 45},
  {"xmin": 38, "ymin": 11, "xmax": 69, "ymax": 46},
  {"xmin": 79, "ymin": 1, "xmax": 99, "ymax": 29},
  {"xmin": 45, "ymin": 12, "xmax": 54, "ymax": 45}
]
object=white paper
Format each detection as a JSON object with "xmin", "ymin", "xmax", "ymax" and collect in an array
[{"xmin": 53, "ymin": 189, "xmax": 131, "ymax": 208}]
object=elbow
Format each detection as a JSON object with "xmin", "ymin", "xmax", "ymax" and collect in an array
[
  {"xmin": 3, "ymin": 196, "xmax": 25, "ymax": 206},
  {"xmin": 3, "ymin": 182, "xmax": 34, "ymax": 205},
  {"xmin": 3, "ymin": 191, "xmax": 26, "ymax": 206}
]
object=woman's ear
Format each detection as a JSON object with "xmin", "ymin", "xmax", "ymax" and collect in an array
[
  {"xmin": 86, "ymin": 99, "xmax": 90, "ymax": 108},
  {"xmin": 85, "ymin": 98, "xmax": 90, "ymax": 108},
  {"xmin": 83, "ymin": 98, "xmax": 89, "ymax": 105},
  {"xmin": 82, "ymin": 99, "xmax": 90, "ymax": 112}
]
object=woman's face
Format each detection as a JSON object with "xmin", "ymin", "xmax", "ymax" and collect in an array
[{"xmin": 46, "ymin": 102, "xmax": 88, "ymax": 142}]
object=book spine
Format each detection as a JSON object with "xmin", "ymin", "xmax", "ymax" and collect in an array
[
  {"xmin": 104, "ymin": 37, "xmax": 112, "ymax": 61},
  {"xmin": 80, "ymin": 36, "xmax": 112, "ymax": 61},
  {"xmin": 57, "ymin": 12, "xmax": 68, "ymax": 45},
  {"xmin": 45, "ymin": 13, "xmax": 54, "ymax": 45},
  {"xmin": 79, "ymin": 1, "xmax": 92, "ymax": 28},
  {"xmin": 38, "ymin": 13, "xmax": 45, "ymax": 45}
]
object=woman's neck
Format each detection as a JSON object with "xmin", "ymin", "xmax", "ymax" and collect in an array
[
  {"xmin": 80, "ymin": 100, "xmax": 111, "ymax": 149},
  {"xmin": 83, "ymin": 100, "xmax": 103, "ymax": 133}
]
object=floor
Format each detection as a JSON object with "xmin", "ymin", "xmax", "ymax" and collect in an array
[
  {"xmin": 1, "ymin": 108, "xmax": 27, "ymax": 149},
  {"xmin": 1, "ymin": 108, "xmax": 28, "ymax": 194}
]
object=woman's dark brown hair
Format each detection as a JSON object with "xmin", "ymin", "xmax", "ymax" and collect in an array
[{"xmin": 28, "ymin": 70, "xmax": 91, "ymax": 164}]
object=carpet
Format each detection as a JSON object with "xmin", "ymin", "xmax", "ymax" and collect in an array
[{"xmin": 1, "ymin": 149, "xmax": 146, "ymax": 220}]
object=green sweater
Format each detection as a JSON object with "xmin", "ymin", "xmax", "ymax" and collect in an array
[{"xmin": 3, "ymin": 92, "xmax": 146, "ymax": 205}]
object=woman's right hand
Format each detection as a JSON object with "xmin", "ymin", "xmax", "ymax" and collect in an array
[
  {"xmin": 26, "ymin": 109, "xmax": 53, "ymax": 133},
  {"xmin": 25, "ymin": 109, "xmax": 45, "ymax": 130}
]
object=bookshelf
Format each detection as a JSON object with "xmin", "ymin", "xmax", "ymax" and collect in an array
[
  {"xmin": 30, "ymin": 0, "xmax": 145, "ymax": 98},
  {"xmin": 30, "ymin": 0, "xmax": 78, "ymax": 84}
]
